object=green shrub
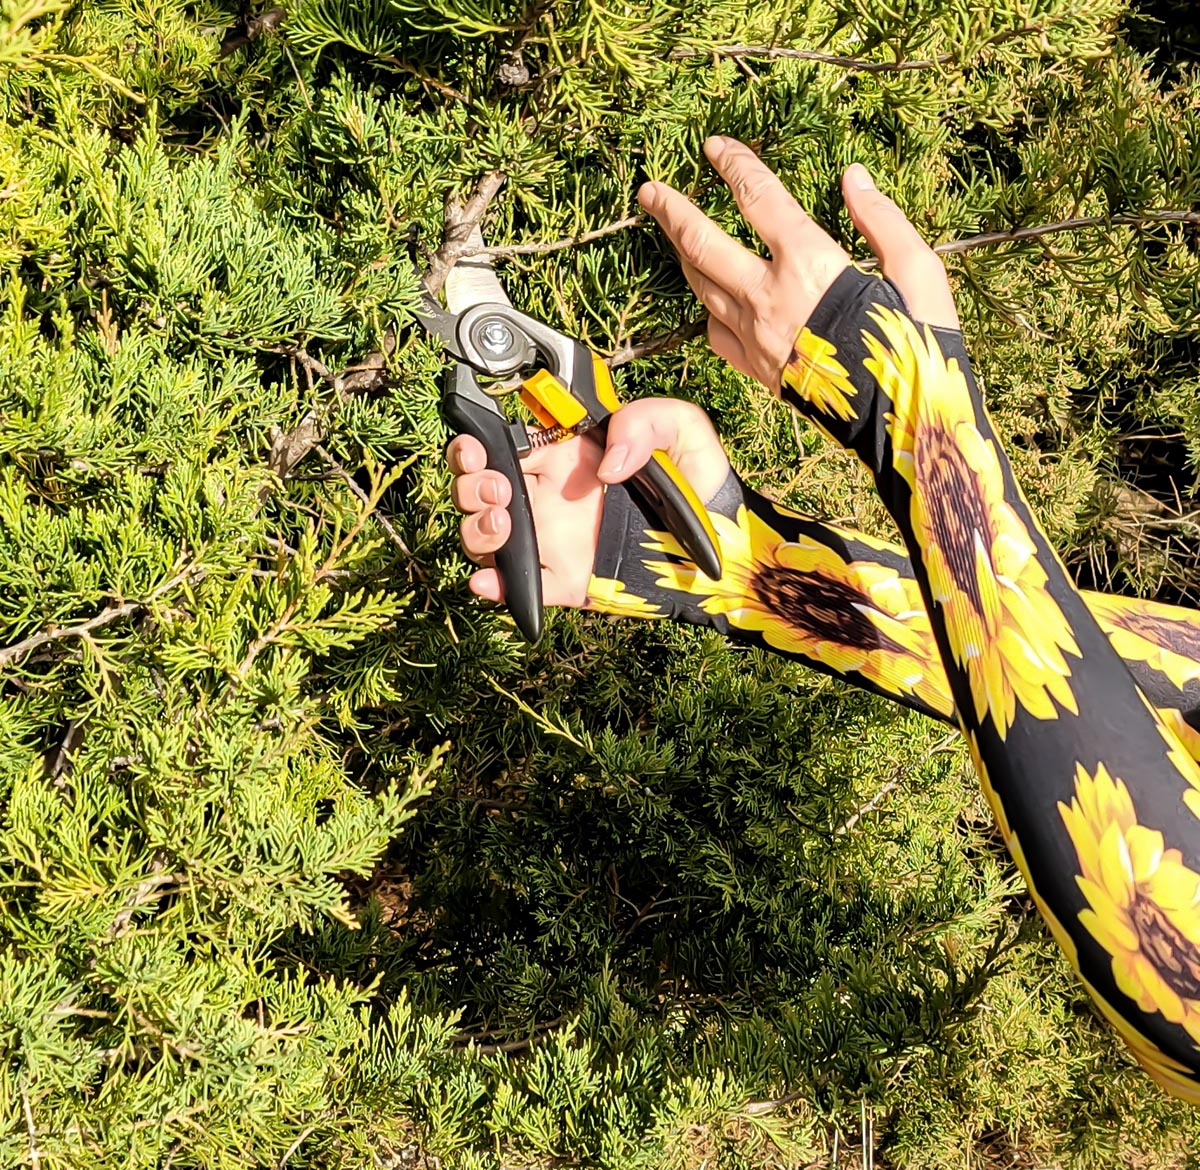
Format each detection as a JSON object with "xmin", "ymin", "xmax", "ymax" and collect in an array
[{"xmin": 2, "ymin": 0, "xmax": 1200, "ymax": 1166}]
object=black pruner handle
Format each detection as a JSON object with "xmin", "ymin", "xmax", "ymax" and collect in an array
[
  {"xmin": 443, "ymin": 368, "xmax": 544, "ymax": 643},
  {"xmin": 630, "ymin": 452, "xmax": 723, "ymax": 580},
  {"xmin": 587, "ymin": 418, "xmax": 722, "ymax": 581}
]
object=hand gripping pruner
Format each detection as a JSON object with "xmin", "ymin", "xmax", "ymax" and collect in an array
[{"xmin": 417, "ymin": 259, "xmax": 722, "ymax": 644}]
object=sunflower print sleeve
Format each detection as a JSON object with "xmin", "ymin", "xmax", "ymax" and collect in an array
[
  {"xmin": 586, "ymin": 468, "xmax": 1200, "ymax": 738},
  {"xmin": 778, "ymin": 265, "xmax": 1200, "ymax": 1100}
]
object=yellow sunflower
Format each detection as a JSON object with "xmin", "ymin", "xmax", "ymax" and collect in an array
[
  {"xmin": 585, "ymin": 576, "xmax": 665, "ymax": 620},
  {"xmin": 1086, "ymin": 592, "xmax": 1200, "ymax": 694},
  {"xmin": 639, "ymin": 503, "xmax": 953, "ymax": 718},
  {"xmin": 862, "ymin": 306, "xmax": 1079, "ymax": 738},
  {"xmin": 781, "ymin": 326, "xmax": 859, "ymax": 423},
  {"xmin": 1059, "ymin": 761, "xmax": 1200, "ymax": 1043},
  {"xmin": 1142, "ymin": 692, "xmax": 1200, "ymax": 820}
]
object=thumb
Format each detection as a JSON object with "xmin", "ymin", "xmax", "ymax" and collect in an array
[
  {"xmin": 596, "ymin": 398, "xmax": 668, "ymax": 484},
  {"xmin": 841, "ymin": 164, "xmax": 959, "ymax": 329},
  {"xmin": 595, "ymin": 397, "xmax": 731, "ymax": 503}
]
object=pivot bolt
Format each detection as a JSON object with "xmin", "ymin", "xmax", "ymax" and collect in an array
[{"xmin": 477, "ymin": 319, "xmax": 515, "ymax": 356}]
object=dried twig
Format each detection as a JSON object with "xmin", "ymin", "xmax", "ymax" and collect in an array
[
  {"xmin": 313, "ymin": 444, "xmax": 424, "ymax": 572},
  {"xmin": 219, "ymin": 7, "xmax": 286, "ymax": 57},
  {"xmin": 608, "ymin": 317, "xmax": 707, "ymax": 368},
  {"xmin": 667, "ymin": 23, "xmax": 1052, "ymax": 72},
  {"xmin": 21, "ymin": 1089, "xmax": 40, "ymax": 1170},
  {"xmin": 835, "ymin": 732, "xmax": 957, "ymax": 837},
  {"xmin": 478, "ymin": 213, "xmax": 643, "ymax": 258},
  {"xmin": 453, "ymin": 1015, "xmax": 567, "ymax": 1055},
  {"xmin": 926, "ymin": 209, "xmax": 1200, "ymax": 257}
]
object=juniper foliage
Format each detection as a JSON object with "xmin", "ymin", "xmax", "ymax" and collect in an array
[{"xmin": 2, "ymin": 0, "xmax": 1200, "ymax": 1166}]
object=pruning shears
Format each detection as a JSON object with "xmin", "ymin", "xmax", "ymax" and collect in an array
[{"xmin": 417, "ymin": 257, "xmax": 722, "ymax": 644}]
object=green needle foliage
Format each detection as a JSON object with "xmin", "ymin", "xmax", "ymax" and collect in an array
[{"xmin": 2, "ymin": 0, "xmax": 1200, "ymax": 1166}]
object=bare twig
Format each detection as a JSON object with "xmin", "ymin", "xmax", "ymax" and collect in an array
[
  {"xmin": 835, "ymin": 732, "xmax": 957, "ymax": 837},
  {"xmin": 219, "ymin": 7, "xmax": 286, "ymax": 57},
  {"xmin": 313, "ymin": 444, "xmax": 423, "ymax": 569},
  {"xmin": 453, "ymin": 1015, "xmax": 567, "ymax": 1055},
  {"xmin": 0, "ymin": 565, "xmax": 200, "ymax": 673},
  {"xmin": 668, "ymin": 23, "xmax": 1052, "ymax": 72},
  {"xmin": 478, "ymin": 214, "xmax": 643, "ymax": 258},
  {"xmin": 743, "ymin": 1089, "xmax": 805, "ymax": 1116},
  {"xmin": 21, "ymin": 1089, "xmax": 40, "ymax": 1170},
  {"xmin": 608, "ymin": 317, "xmax": 707, "ymax": 368},
  {"xmin": 926, "ymin": 209, "xmax": 1200, "ymax": 257},
  {"xmin": 110, "ymin": 859, "xmax": 184, "ymax": 938},
  {"xmin": 278, "ymin": 1125, "xmax": 317, "ymax": 1170},
  {"xmin": 378, "ymin": 55, "xmax": 470, "ymax": 103}
]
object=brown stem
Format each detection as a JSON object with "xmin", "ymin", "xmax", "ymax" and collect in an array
[
  {"xmin": 927, "ymin": 209, "xmax": 1200, "ymax": 257},
  {"xmin": 480, "ymin": 214, "xmax": 643, "ymax": 257},
  {"xmin": 607, "ymin": 317, "xmax": 707, "ymax": 368},
  {"xmin": 219, "ymin": 7, "xmax": 286, "ymax": 57},
  {"xmin": 668, "ymin": 23, "xmax": 1051, "ymax": 73},
  {"xmin": 313, "ymin": 445, "xmax": 427, "ymax": 577}
]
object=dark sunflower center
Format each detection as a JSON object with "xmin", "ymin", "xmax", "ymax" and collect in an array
[
  {"xmin": 916, "ymin": 427, "xmax": 995, "ymax": 614},
  {"xmin": 1129, "ymin": 891, "xmax": 1200, "ymax": 1001},
  {"xmin": 1115, "ymin": 608, "xmax": 1200, "ymax": 665},
  {"xmin": 750, "ymin": 562, "xmax": 905, "ymax": 656}
]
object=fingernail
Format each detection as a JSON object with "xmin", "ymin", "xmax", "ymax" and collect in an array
[
  {"xmin": 482, "ymin": 509, "xmax": 500, "ymax": 535},
  {"xmin": 847, "ymin": 163, "xmax": 875, "ymax": 191},
  {"xmin": 480, "ymin": 478, "xmax": 501, "ymax": 505},
  {"xmin": 598, "ymin": 444, "xmax": 629, "ymax": 479},
  {"xmin": 704, "ymin": 135, "xmax": 728, "ymax": 160}
]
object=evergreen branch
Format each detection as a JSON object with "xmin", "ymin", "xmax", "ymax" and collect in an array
[
  {"xmin": 667, "ymin": 23, "xmax": 1049, "ymax": 73},
  {"xmin": 423, "ymin": 170, "xmax": 509, "ymax": 295},
  {"xmin": 480, "ymin": 214, "xmax": 643, "ymax": 257},
  {"xmin": 0, "ymin": 565, "xmax": 201, "ymax": 674}
]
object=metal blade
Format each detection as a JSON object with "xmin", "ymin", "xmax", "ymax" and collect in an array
[{"xmin": 444, "ymin": 227, "xmax": 512, "ymax": 314}]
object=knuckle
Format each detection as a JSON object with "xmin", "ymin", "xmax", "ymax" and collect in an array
[
  {"xmin": 732, "ymin": 171, "xmax": 773, "ymax": 208},
  {"xmin": 678, "ymin": 223, "xmax": 709, "ymax": 266}
]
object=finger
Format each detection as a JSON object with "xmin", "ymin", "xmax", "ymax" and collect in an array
[
  {"xmin": 446, "ymin": 434, "xmax": 487, "ymax": 475},
  {"xmin": 469, "ymin": 566, "xmax": 503, "ymax": 602},
  {"xmin": 451, "ymin": 469, "xmax": 512, "ymax": 514},
  {"xmin": 460, "ymin": 506, "xmax": 511, "ymax": 561},
  {"xmin": 842, "ymin": 164, "xmax": 959, "ymax": 329},
  {"xmin": 472, "ymin": 566, "xmax": 586, "ymax": 610},
  {"xmin": 638, "ymin": 180, "xmax": 768, "ymax": 298},
  {"xmin": 707, "ymin": 317, "xmax": 754, "ymax": 380},
  {"xmin": 702, "ymin": 136, "xmax": 831, "ymax": 259},
  {"xmin": 680, "ymin": 259, "xmax": 739, "ymax": 330}
]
